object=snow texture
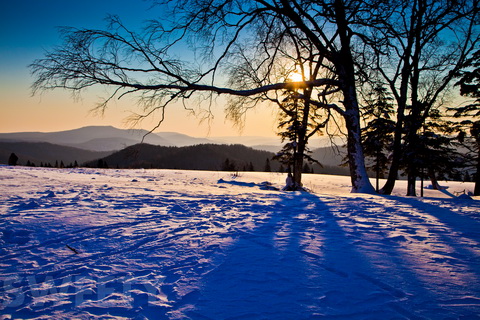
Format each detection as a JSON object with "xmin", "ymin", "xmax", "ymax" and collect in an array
[{"xmin": 1, "ymin": 166, "xmax": 479, "ymax": 319}]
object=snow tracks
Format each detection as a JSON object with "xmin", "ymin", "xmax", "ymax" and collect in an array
[{"xmin": 1, "ymin": 167, "xmax": 479, "ymax": 319}]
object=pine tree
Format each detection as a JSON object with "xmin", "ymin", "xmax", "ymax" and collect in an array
[
  {"xmin": 415, "ymin": 110, "xmax": 462, "ymax": 191},
  {"xmin": 221, "ymin": 158, "xmax": 236, "ymax": 171},
  {"xmin": 454, "ymin": 49, "xmax": 480, "ymax": 195},
  {"xmin": 273, "ymin": 89, "xmax": 323, "ymax": 189},
  {"xmin": 8, "ymin": 153, "xmax": 18, "ymax": 166},
  {"xmin": 264, "ymin": 158, "xmax": 271, "ymax": 172},
  {"xmin": 361, "ymin": 84, "xmax": 395, "ymax": 192}
]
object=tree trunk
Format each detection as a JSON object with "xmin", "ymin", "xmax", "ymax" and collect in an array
[
  {"xmin": 428, "ymin": 167, "xmax": 441, "ymax": 190},
  {"xmin": 475, "ymin": 148, "xmax": 480, "ymax": 196},
  {"xmin": 343, "ymin": 87, "xmax": 375, "ymax": 194},
  {"xmin": 376, "ymin": 147, "xmax": 380, "ymax": 192},
  {"xmin": 407, "ymin": 172, "xmax": 417, "ymax": 196},
  {"xmin": 406, "ymin": 129, "xmax": 418, "ymax": 197},
  {"xmin": 293, "ymin": 152, "xmax": 303, "ymax": 188},
  {"xmin": 334, "ymin": 0, "xmax": 375, "ymax": 194},
  {"xmin": 380, "ymin": 115, "xmax": 404, "ymax": 194},
  {"xmin": 379, "ymin": 1, "xmax": 417, "ymax": 195},
  {"xmin": 293, "ymin": 131, "xmax": 305, "ymax": 189}
]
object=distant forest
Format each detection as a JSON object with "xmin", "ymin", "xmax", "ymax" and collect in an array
[
  {"xmin": 1, "ymin": 141, "xmax": 351, "ymax": 176},
  {"xmin": 85, "ymin": 143, "xmax": 281, "ymax": 171},
  {"xmin": 83, "ymin": 143, "xmax": 349, "ymax": 175}
]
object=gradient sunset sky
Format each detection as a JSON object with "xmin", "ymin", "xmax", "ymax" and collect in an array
[{"xmin": 0, "ymin": 0, "xmax": 277, "ymax": 136}]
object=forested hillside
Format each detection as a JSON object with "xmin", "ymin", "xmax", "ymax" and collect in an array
[{"xmin": 85, "ymin": 143, "xmax": 282, "ymax": 171}]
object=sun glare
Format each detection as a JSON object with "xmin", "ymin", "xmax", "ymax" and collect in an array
[{"xmin": 288, "ymin": 71, "xmax": 304, "ymax": 82}]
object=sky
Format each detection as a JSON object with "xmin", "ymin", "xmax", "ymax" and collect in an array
[{"xmin": 0, "ymin": 0, "xmax": 278, "ymax": 137}]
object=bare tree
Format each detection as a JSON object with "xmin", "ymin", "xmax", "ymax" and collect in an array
[
  {"xmin": 362, "ymin": 0, "xmax": 479, "ymax": 195},
  {"xmin": 32, "ymin": 0, "xmax": 385, "ymax": 193},
  {"xmin": 224, "ymin": 21, "xmax": 335, "ymax": 189}
]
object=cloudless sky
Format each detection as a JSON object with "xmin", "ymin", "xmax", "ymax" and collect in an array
[{"xmin": 0, "ymin": 0, "xmax": 277, "ymax": 136}]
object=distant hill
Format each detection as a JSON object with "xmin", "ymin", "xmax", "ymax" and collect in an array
[
  {"xmin": 0, "ymin": 126, "xmax": 344, "ymax": 152},
  {"xmin": 0, "ymin": 126, "xmax": 235, "ymax": 151},
  {"xmin": 0, "ymin": 126, "xmax": 348, "ymax": 174},
  {"xmin": 155, "ymin": 132, "xmax": 214, "ymax": 147},
  {"xmin": 85, "ymin": 143, "xmax": 282, "ymax": 171},
  {"xmin": 83, "ymin": 143, "xmax": 351, "ymax": 176},
  {"xmin": 311, "ymin": 145, "xmax": 346, "ymax": 167},
  {"xmin": 0, "ymin": 142, "xmax": 112, "ymax": 166},
  {"xmin": 0, "ymin": 126, "xmax": 171, "ymax": 152},
  {"xmin": 68, "ymin": 137, "xmax": 143, "ymax": 152}
]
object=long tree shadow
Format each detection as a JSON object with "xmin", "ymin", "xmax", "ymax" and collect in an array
[
  {"xmin": 381, "ymin": 195, "xmax": 480, "ymax": 298},
  {"xmin": 388, "ymin": 195, "xmax": 480, "ymax": 241},
  {"xmin": 4, "ymin": 178, "xmax": 479, "ymax": 319},
  {"xmin": 183, "ymin": 191, "xmax": 462, "ymax": 320}
]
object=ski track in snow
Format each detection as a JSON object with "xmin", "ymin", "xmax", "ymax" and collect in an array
[{"xmin": 0, "ymin": 166, "xmax": 479, "ymax": 319}]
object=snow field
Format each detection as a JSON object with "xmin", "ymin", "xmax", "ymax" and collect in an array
[{"xmin": 0, "ymin": 166, "xmax": 479, "ymax": 319}]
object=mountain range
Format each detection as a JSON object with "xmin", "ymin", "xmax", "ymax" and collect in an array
[
  {"xmin": 0, "ymin": 126, "xmax": 337, "ymax": 151},
  {"xmin": 0, "ymin": 126, "xmax": 346, "ymax": 171},
  {"xmin": 0, "ymin": 126, "xmax": 209, "ymax": 151}
]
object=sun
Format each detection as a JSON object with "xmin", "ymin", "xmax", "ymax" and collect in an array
[{"xmin": 288, "ymin": 71, "xmax": 304, "ymax": 82}]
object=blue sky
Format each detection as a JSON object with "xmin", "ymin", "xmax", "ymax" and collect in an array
[
  {"xmin": 1, "ymin": 1, "xmax": 151, "ymax": 72},
  {"xmin": 0, "ymin": 1, "xmax": 276, "ymax": 136}
]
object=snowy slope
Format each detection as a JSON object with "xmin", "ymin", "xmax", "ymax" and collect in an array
[{"xmin": 0, "ymin": 166, "xmax": 479, "ymax": 319}]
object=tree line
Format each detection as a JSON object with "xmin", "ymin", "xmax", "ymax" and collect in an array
[
  {"xmin": 31, "ymin": 0, "xmax": 479, "ymax": 195},
  {"xmin": 8, "ymin": 153, "xmax": 79, "ymax": 168}
]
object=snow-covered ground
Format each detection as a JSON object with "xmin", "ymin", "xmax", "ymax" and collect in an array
[{"xmin": 1, "ymin": 166, "xmax": 479, "ymax": 319}]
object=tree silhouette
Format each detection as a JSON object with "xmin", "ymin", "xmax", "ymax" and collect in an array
[
  {"xmin": 30, "ymin": 0, "xmax": 478, "ymax": 194},
  {"xmin": 363, "ymin": 0, "xmax": 479, "ymax": 195},
  {"xmin": 30, "ymin": 0, "xmax": 381, "ymax": 193},
  {"xmin": 361, "ymin": 84, "xmax": 395, "ymax": 192},
  {"xmin": 8, "ymin": 153, "xmax": 18, "ymax": 166}
]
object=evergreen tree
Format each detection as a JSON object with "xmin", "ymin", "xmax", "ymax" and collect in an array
[
  {"xmin": 221, "ymin": 158, "xmax": 236, "ymax": 171},
  {"xmin": 264, "ymin": 158, "xmax": 271, "ymax": 172},
  {"xmin": 415, "ymin": 110, "xmax": 462, "ymax": 190},
  {"xmin": 26, "ymin": 160, "xmax": 36, "ymax": 167},
  {"xmin": 361, "ymin": 84, "xmax": 395, "ymax": 192},
  {"xmin": 273, "ymin": 88, "xmax": 323, "ymax": 189},
  {"xmin": 454, "ymin": 49, "xmax": 480, "ymax": 195},
  {"xmin": 8, "ymin": 153, "xmax": 18, "ymax": 166},
  {"xmin": 97, "ymin": 159, "xmax": 109, "ymax": 169}
]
